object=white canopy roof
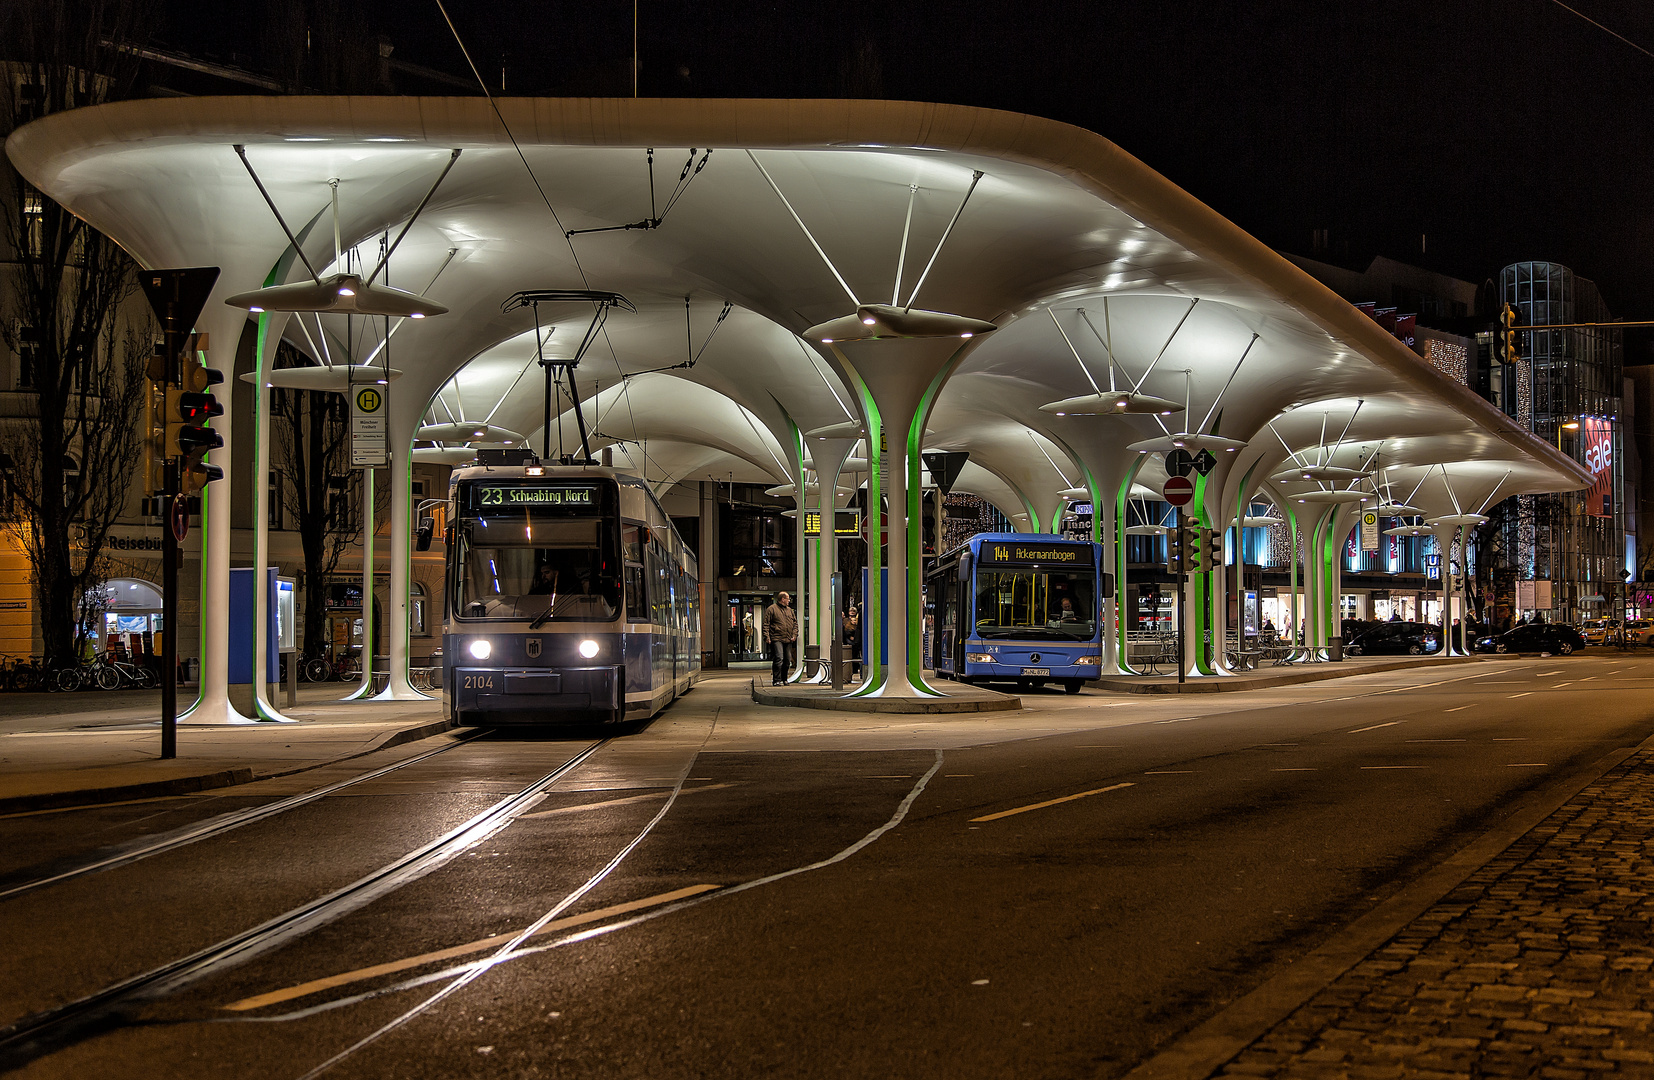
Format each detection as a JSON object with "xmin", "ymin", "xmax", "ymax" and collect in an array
[{"xmin": 6, "ymin": 95, "xmax": 1589, "ymax": 517}]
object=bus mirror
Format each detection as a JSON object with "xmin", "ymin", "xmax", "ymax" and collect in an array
[
  {"xmin": 416, "ymin": 516, "xmax": 435, "ymax": 551},
  {"xmin": 1099, "ymin": 572, "xmax": 1115, "ymax": 596}
]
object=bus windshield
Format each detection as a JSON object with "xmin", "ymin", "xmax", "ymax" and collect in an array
[
  {"xmin": 455, "ymin": 517, "xmax": 618, "ymax": 621},
  {"xmin": 974, "ymin": 566, "xmax": 1095, "ymax": 640}
]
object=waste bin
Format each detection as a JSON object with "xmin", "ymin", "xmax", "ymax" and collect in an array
[{"xmin": 1328, "ymin": 636, "xmax": 1343, "ymax": 662}]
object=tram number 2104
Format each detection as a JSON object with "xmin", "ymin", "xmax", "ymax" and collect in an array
[{"xmin": 460, "ymin": 674, "xmax": 496, "ymax": 691}]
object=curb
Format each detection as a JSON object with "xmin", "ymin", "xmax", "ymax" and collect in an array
[
  {"xmin": 0, "ymin": 717, "xmax": 458, "ymax": 816},
  {"xmin": 1092, "ymin": 655, "xmax": 1484, "ymax": 694},
  {"xmin": 750, "ymin": 679, "xmax": 1022, "ymax": 713}
]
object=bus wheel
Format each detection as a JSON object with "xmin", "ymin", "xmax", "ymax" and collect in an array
[
  {"xmin": 1064, "ymin": 680, "xmax": 1084, "ymax": 695},
  {"xmin": 958, "ymin": 677, "xmax": 974, "ymax": 687}
]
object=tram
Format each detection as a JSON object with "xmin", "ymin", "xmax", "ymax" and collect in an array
[
  {"xmin": 443, "ymin": 457, "xmax": 700, "ymax": 726},
  {"xmin": 926, "ymin": 533, "xmax": 1107, "ymax": 694}
]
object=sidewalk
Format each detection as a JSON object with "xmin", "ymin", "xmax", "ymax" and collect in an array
[
  {"xmin": 1134, "ymin": 738, "xmax": 1654, "ymax": 1080},
  {"xmin": 1094, "ymin": 654, "xmax": 1488, "ymax": 694},
  {"xmin": 0, "ymin": 685, "xmax": 447, "ymax": 813}
]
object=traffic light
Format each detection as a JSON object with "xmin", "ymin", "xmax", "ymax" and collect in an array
[
  {"xmin": 921, "ymin": 488, "xmax": 942, "ymax": 556},
  {"xmin": 1498, "ymin": 303, "xmax": 1520, "ymax": 365},
  {"xmin": 166, "ymin": 352, "xmax": 225, "ymax": 495},
  {"xmin": 1165, "ymin": 527, "xmax": 1188, "ymax": 575},
  {"xmin": 1186, "ymin": 527, "xmax": 1222, "ymax": 573}
]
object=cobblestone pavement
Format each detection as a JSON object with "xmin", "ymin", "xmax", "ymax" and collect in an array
[{"xmin": 1218, "ymin": 750, "xmax": 1654, "ymax": 1080}]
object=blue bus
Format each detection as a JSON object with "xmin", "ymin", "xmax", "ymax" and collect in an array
[
  {"xmin": 443, "ymin": 462, "xmax": 699, "ymax": 726},
  {"xmin": 926, "ymin": 533, "xmax": 1106, "ymax": 694}
]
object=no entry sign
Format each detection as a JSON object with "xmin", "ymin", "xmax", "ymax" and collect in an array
[{"xmin": 1162, "ymin": 475, "xmax": 1195, "ymax": 506}]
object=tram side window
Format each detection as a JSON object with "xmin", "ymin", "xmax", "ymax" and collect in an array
[
  {"xmin": 623, "ymin": 525, "xmax": 648, "ymax": 622},
  {"xmin": 646, "ymin": 540, "xmax": 669, "ymax": 625}
]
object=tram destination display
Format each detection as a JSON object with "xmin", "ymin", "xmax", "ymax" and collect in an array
[{"xmin": 466, "ymin": 484, "xmax": 598, "ymax": 511}]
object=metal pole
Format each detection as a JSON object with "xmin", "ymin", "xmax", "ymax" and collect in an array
[
  {"xmin": 159, "ymin": 328, "xmax": 181, "ymax": 760},
  {"xmin": 1175, "ymin": 511, "xmax": 1186, "ymax": 685}
]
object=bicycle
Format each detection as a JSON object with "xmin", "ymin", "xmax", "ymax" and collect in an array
[
  {"xmin": 302, "ymin": 649, "xmax": 362, "ymax": 683},
  {"xmin": 0, "ymin": 654, "xmax": 41, "ymax": 692}
]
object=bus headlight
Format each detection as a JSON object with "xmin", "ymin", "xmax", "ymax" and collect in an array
[
  {"xmin": 966, "ymin": 653, "xmax": 995, "ymax": 664},
  {"xmin": 578, "ymin": 639, "xmax": 600, "ymax": 659},
  {"xmin": 1076, "ymin": 655, "xmax": 1102, "ymax": 666},
  {"xmin": 468, "ymin": 639, "xmax": 492, "ymax": 660}
]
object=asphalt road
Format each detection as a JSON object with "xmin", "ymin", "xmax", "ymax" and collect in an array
[{"xmin": 3, "ymin": 653, "xmax": 1652, "ymax": 1079}]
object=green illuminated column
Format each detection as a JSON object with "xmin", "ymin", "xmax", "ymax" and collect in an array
[{"xmin": 807, "ymin": 305, "xmax": 996, "ymax": 699}]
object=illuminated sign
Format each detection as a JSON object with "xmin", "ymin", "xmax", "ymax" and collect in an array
[
  {"xmin": 982, "ymin": 542, "xmax": 1088, "ymax": 565},
  {"xmin": 1580, "ymin": 417, "xmax": 1613, "ymax": 518},
  {"xmin": 803, "ymin": 509, "xmax": 862, "ymax": 537},
  {"xmin": 471, "ymin": 485, "xmax": 596, "ymax": 510}
]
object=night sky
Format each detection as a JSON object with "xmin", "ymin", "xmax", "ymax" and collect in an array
[{"xmin": 159, "ymin": 0, "xmax": 1654, "ymax": 336}]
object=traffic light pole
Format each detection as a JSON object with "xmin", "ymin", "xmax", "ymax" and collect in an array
[
  {"xmin": 1175, "ymin": 511, "xmax": 1186, "ymax": 686},
  {"xmin": 159, "ymin": 328, "xmax": 182, "ymax": 760}
]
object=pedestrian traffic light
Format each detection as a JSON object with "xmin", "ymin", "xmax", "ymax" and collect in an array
[{"xmin": 1498, "ymin": 303, "xmax": 1520, "ymax": 365}]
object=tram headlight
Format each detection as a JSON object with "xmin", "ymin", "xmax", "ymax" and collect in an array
[
  {"xmin": 966, "ymin": 653, "xmax": 995, "ymax": 664},
  {"xmin": 578, "ymin": 639, "xmax": 600, "ymax": 659},
  {"xmin": 468, "ymin": 639, "xmax": 492, "ymax": 660}
]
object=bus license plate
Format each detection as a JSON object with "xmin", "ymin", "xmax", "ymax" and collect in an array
[{"xmin": 1021, "ymin": 667, "xmax": 1049, "ymax": 676}]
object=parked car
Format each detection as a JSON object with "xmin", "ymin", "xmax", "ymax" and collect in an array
[
  {"xmin": 1580, "ymin": 618, "xmax": 1621, "ymax": 645},
  {"xmin": 1474, "ymin": 623, "xmax": 1586, "ymax": 655},
  {"xmin": 1622, "ymin": 619, "xmax": 1654, "ymax": 646},
  {"xmin": 1345, "ymin": 621, "xmax": 1442, "ymax": 656}
]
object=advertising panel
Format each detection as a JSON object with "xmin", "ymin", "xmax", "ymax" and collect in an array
[{"xmin": 1580, "ymin": 417, "xmax": 1613, "ymax": 518}]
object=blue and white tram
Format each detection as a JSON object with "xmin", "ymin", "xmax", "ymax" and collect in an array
[
  {"xmin": 443, "ymin": 462, "xmax": 700, "ymax": 726},
  {"xmin": 927, "ymin": 533, "xmax": 1106, "ymax": 694}
]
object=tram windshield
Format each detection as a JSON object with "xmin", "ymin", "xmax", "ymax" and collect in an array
[
  {"xmin": 454, "ymin": 517, "xmax": 619, "ymax": 621},
  {"xmin": 974, "ymin": 566, "xmax": 1095, "ymax": 640}
]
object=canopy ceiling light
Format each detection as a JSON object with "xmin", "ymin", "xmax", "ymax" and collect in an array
[
  {"xmin": 1270, "ymin": 464, "xmax": 1374, "ymax": 484},
  {"xmin": 1291, "ymin": 490, "xmax": 1370, "ymax": 504},
  {"xmin": 239, "ymin": 364, "xmax": 403, "ymax": 390},
  {"xmin": 1376, "ymin": 502, "xmax": 1426, "ymax": 516},
  {"xmin": 1040, "ymin": 390, "xmax": 1184, "ymax": 416},
  {"xmin": 1241, "ymin": 515, "xmax": 1285, "ymax": 527},
  {"xmin": 1126, "ymin": 433, "xmax": 1248, "ymax": 454},
  {"xmin": 226, "ymin": 273, "xmax": 449, "ymax": 318},
  {"xmin": 1424, "ymin": 513, "xmax": 1489, "ymax": 527},
  {"xmin": 1383, "ymin": 524, "xmax": 1435, "ymax": 537},
  {"xmin": 809, "ymin": 304, "xmax": 997, "ymax": 343},
  {"xmin": 416, "ymin": 422, "xmax": 525, "ymax": 443}
]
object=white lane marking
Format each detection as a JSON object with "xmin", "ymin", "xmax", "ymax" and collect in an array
[
  {"xmin": 1153, "ymin": 717, "xmax": 1192, "ymax": 724},
  {"xmin": 1272, "ymin": 768, "xmax": 1317, "ymax": 772},
  {"xmin": 1361, "ymin": 765, "xmax": 1426, "ymax": 770},
  {"xmin": 517, "ymin": 784, "xmax": 732, "ymax": 820},
  {"xmin": 1579, "ymin": 676, "xmax": 1598, "ymax": 682},
  {"xmin": 1509, "ymin": 692, "xmax": 1533, "ymax": 698},
  {"xmin": 1493, "ymin": 737, "xmax": 1526, "ymax": 741},
  {"xmin": 1553, "ymin": 682, "xmax": 1573, "ymax": 688},
  {"xmin": 1536, "ymin": 670, "xmax": 1564, "ymax": 676},
  {"xmin": 1407, "ymin": 739, "xmax": 1465, "ymax": 743},
  {"xmin": 1349, "ymin": 721, "xmax": 1402, "ymax": 734},
  {"xmin": 1444, "ymin": 704, "xmax": 1478, "ymax": 712},
  {"xmin": 1507, "ymin": 763, "xmax": 1549, "ymax": 767}
]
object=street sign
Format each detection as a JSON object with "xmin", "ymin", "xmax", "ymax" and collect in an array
[
  {"xmin": 922, "ymin": 451, "xmax": 968, "ymax": 495},
  {"xmin": 1191, "ymin": 449, "xmax": 1218, "ymax": 476},
  {"xmin": 350, "ymin": 382, "xmax": 389, "ymax": 467},
  {"xmin": 1164, "ymin": 449, "xmax": 1195, "ymax": 477},
  {"xmin": 1163, "ymin": 476, "xmax": 1195, "ymax": 507},
  {"xmin": 1360, "ymin": 510, "xmax": 1379, "ymax": 551},
  {"xmin": 140, "ymin": 267, "xmax": 220, "ymax": 336}
]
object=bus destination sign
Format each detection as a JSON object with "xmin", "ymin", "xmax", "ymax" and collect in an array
[
  {"xmin": 472, "ymin": 485, "xmax": 597, "ymax": 509},
  {"xmin": 983, "ymin": 542, "xmax": 1088, "ymax": 565}
]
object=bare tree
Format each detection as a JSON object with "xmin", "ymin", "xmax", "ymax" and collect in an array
[{"xmin": 1, "ymin": 0, "xmax": 155, "ymax": 666}]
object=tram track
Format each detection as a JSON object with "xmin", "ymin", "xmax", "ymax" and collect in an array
[
  {"xmin": 0, "ymin": 738, "xmax": 608, "ymax": 1070},
  {"xmin": 0, "ymin": 729, "xmax": 491, "ymax": 904}
]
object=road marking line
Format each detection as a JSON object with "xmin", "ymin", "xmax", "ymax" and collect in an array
[
  {"xmin": 969, "ymin": 782, "xmax": 1135, "ymax": 823},
  {"xmin": 1508, "ymin": 692, "xmax": 1533, "ymax": 698},
  {"xmin": 221, "ymin": 885, "xmax": 721, "ymax": 1013},
  {"xmin": 943, "ymin": 774, "xmax": 976, "ymax": 778},
  {"xmin": 1493, "ymin": 737, "xmax": 1526, "ymax": 741},
  {"xmin": 1507, "ymin": 763, "xmax": 1549, "ymax": 767},
  {"xmin": 1407, "ymin": 739, "xmax": 1465, "ymax": 742},
  {"xmin": 1360, "ymin": 765, "xmax": 1425, "ymax": 770},
  {"xmin": 1272, "ymin": 768, "xmax": 1316, "ymax": 772},
  {"xmin": 1536, "ymin": 670, "xmax": 1564, "ymax": 676},
  {"xmin": 1580, "ymin": 676, "xmax": 1598, "ymax": 681},
  {"xmin": 1444, "ymin": 705, "xmax": 1477, "ymax": 712},
  {"xmin": 1553, "ymin": 682, "xmax": 1573, "ymax": 688},
  {"xmin": 517, "ymin": 784, "xmax": 732, "ymax": 819},
  {"xmin": 1348, "ymin": 721, "xmax": 1402, "ymax": 733},
  {"xmin": 1153, "ymin": 718, "xmax": 1191, "ymax": 724}
]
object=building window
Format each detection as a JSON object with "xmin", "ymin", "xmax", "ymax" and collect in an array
[
  {"xmin": 410, "ymin": 582, "xmax": 427, "ymax": 635},
  {"xmin": 62, "ymin": 455, "xmax": 79, "ymax": 507},
  {"xmin": 328, "ymin": 476, "xmax": 358, "ymax": 533},
  {"xmin": 21, "ymin": 192, "xmax": 44, "ymax": 259},
  {"xmin": 14, "ymin": 322, "xmax": 38, "ymax": 390}
]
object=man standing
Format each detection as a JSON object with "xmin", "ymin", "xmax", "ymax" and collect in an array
[{"xmin": 765, "ymin": 591, "xmax": 798, "ymax": 686}]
